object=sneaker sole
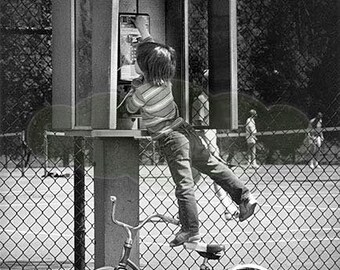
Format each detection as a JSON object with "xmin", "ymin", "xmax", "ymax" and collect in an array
[
  {"xmin": 169, "ymin": 235, "xmax": 201, "ymax": 247},
  {"xmin": 187, "ymin": 235, "xmax": 201, "ymax": 243},
  {"xmin": 239, "ymin": 202, "xmax": 257, "ymax": 222}
]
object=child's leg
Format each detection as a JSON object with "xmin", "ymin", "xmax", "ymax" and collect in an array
[
  {"xmin": 197, "ymin": 130, "xmax": 239, "ymax": 218},
  {"xmin": 194, "ymin": 155, "xmax": 249, "ymax": 204},
  {"xmin": 195, "ymin": 166, "xmax": 238, "ymax": 219},
  {"xmin": 213, "ymin": 182, "xmax": 239, "ymax": 219},
  {"xmin": 167, "ymin": 159, "xmax": 199, "ymax": 233},
  {"xmin": 187, "ymin": 128, "xmax": 256, "ymax": 221},
  {"xmin": 192, "ymin": 167, "xmax": 202, "ymax": 184},
  {"xmin": 179, "ymin": 124, "xmax": 249, "ymax": 204},
  {"xmin": 194, "ymin": 154, "xmax": 257, "ymax": 221},
  {"xmin": 158, "ymin": 129, "xmax": 200, "ymax": 246}
]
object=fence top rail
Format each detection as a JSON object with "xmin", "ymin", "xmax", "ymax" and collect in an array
[
  {"xmin": 217, "ymin": 126, "xmax": 340, "ymax": 138},
  {"xmin": 0, "ymin": 131, "xmax": 24, "ymax": 137},
  {"xmin": 45, "ymin": 129, "xmax": 149, "ymax": 138},
  {"xmin": 43, "ymin": 126, "xmax": 340, "ymax": 139},
  {"xmin": 45, "ymin": 131, "xmax": 66, "ymax": 137}
]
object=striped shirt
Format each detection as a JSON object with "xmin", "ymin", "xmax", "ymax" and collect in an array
[{"xmin": 125, "ymin": 81, "xmax": 183, "ymax": 138}]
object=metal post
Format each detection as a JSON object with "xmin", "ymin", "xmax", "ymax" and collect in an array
[
  {"xmin": 4, "ymin": 135, "xmax": 8, "ymax": 169},
  {"xmin": 43, "ymin": 131, "xmax": 48, "ymax": 176},
  {"xmin": 152, "ymin": 141, "xmax": 156, "ymax": 165},
  {"xmin": 21, "ymin": 131, "xmax": 25, "ymax": 176},
  {"xmin": 74, "ymin": 136, "xmax": 86, "ymax": 270}
]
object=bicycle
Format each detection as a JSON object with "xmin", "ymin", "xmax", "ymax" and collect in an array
[{"xmin": 96, "ymin": 196, "xmax": 267, "ymax": 270}]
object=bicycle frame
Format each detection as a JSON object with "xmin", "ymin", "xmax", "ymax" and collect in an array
[{"xmin": 96, "ymin": 196, "xmax": 266, "ymax": 270}]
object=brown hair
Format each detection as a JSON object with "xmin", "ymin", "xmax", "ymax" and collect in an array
[{"xmin": 136, "ymin": 42, "xmax": 176, "ymax": 86}]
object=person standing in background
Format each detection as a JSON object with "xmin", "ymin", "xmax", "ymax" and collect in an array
[
  {"xmin": 245, "ymin": 109, "xmax": 259, "ymax": 168},
  {"xmin": 308, "ymin": 112, "xmax": 324, "ymax": 169}
]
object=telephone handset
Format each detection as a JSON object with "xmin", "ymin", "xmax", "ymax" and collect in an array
[{"xmin": 118, "ymin": 13, "xmax": 150, "ymax": 82}]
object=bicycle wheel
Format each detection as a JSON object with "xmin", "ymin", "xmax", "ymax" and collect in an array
[{"xmin": 230, "ymin": 264, "xmax": 268, "ymax": 270}]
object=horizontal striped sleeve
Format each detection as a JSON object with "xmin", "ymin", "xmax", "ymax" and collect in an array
[
  {"xmin": 146, "ymin": 87, "xmax": 170, "ymax": 106},
  {"xmin": 126, "ymin": 90, "xmax": 145, "ymax": 114},
  {"xmin": 145, "ymin": 93, "xmax": 173, "ymax": 114},
  {"xmin": 143, "ymin": 86, "xmax": 164, "ymax": 101}
]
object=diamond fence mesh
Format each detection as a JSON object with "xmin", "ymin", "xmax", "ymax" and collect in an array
[
  {"xmin": 1, "ymin": 0, "xmax": 340, "ymax": 270},
  {"xmin": 0, "ymin": 132, "xmax": 95, "ymax": 270}
]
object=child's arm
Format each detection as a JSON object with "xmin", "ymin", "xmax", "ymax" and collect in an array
[
  {"xmin": 125, "ymin": 88, "xmax": 145, "ymax": 114},
  {"xmin": 134, "ymin": 16, "xmax": 151, "ymax": 41}
]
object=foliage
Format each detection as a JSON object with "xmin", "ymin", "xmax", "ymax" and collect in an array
[
  {"xmin": 0, "ymin": 0, "xmax": 339, "ymax": 161},
  {"xmin": 188, "ymin": 0, "xmax": 339, "ymax": 159},
  {"xmin": 0, "ymin": 0, "xmax": 52, "ymax": 134},
  {"xmin": 237, "ymin": 0, "xmax": 339, "ymax": 126}
]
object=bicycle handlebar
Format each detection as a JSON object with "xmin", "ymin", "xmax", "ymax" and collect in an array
[
  {"xmin": 110, "ymin": 196, "xmax": 180, "ymax": 234},
  {"xmin": 109, "ymin": 196, "xmax": 229, "ymax": 264}
]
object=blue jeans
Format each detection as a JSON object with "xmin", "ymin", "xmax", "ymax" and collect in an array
[{"xmin": 158, "ymin": 122, "xmax": 250, "ymax": 233}]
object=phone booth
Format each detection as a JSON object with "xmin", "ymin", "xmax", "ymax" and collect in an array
[{"xmin": 52, "ymin": 0, "xmax": 237, "ymax": 268}]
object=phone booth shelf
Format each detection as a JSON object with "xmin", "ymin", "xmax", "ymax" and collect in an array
[{"xmin": 63, "ymin": 129, "xmax": 148, "ymax": 138}]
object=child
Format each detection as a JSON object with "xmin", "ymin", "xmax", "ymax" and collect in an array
[{"xmin": 125, "ymin": 16, "xmax": 257, "ymax": 247}]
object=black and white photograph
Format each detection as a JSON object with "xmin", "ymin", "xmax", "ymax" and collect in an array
[{"xmin": 0, "ymin": 0, "xmax": 339, "ymax": 269}]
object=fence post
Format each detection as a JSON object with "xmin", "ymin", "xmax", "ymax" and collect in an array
[
  {"xmin": 74, "ymin": 136, "xmax": 86, "ymax": 270},
  {"xmin": 21, "ymin": 131, "xmax": 25, "ymax": 176},
  {"xmin": 43, "ymin": 131, "xmax": 48, "ymax": 176}
]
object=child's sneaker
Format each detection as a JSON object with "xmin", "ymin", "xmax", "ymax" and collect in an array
[
  {"xmin": 239, "ymin": 194, "xmax": 257, "ymax": 222},
  {"xmin": 169, "ymin": 230, "xmax": 201, "ymax": 247}
]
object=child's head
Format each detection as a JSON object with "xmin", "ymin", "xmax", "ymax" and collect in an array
[{"xmin": 136, "ymin": 42, "xmax": 176, "ymax": 86}]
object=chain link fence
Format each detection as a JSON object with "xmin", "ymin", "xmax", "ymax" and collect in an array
[
  {"xmin": 1, "ymin": 0, "xmax": 339, "ymax": 270},
  {"xmin": 0, "ymin": 132, "xmax": 95, "ymax": 269}
]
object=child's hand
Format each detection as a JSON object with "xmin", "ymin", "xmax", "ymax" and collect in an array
[
  {"xmin": 134, "ymin": 16, "xmax": 146, "ymax": 30},
  {"xmin": 133, "ymin": 16, "xmax": 150, "ymax": 39},
  {"xmin": 132, "ymin": 75, "xmax": 144, "ymax": 88}
]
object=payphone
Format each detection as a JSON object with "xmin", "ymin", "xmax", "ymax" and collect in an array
[
  {"xmin": 116, "ymin": 13, "xmax": 150, "ymax": 129},
  {"xmin": 118, "ymin": 13, "xmax": 150, "ymax": 83}
]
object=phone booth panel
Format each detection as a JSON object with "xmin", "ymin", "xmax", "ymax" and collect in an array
[{"xmin": 208, "ymin": 0, "xmax": 238, "ymax": 130}]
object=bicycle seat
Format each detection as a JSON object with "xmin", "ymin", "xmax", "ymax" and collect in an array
[{"xmin": 184, "ymin": 242, "xmax": 225, "ymax": 260}]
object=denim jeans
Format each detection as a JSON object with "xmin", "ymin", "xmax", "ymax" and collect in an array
[{"xmin": 158, "ymin": 122, "xmax": 250, "ymax": 233}]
